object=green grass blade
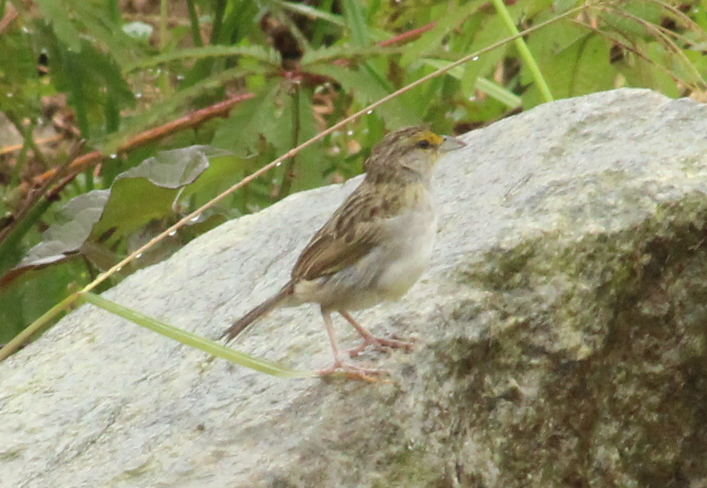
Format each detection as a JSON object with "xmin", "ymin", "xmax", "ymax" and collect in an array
[
  {"xmin": 491, "ymin": 0, "xmax": 553, "ymax": 102},
  {"xmin": 80, "ymin": 292, "xmax": 316, "ymax": 378},
  {"xmin": 475, "ymin": 77, "xmax": 522, "ymax": 108},
  {"xmin": 342, "ymin": 0, "xmax": 369, "ymax": 47},
  {"xmin": 0, "ymin": 293, "xmax": 78, "ymax": 361}
]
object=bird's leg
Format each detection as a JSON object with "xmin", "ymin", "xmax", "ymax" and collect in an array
[
  {"xmin": 339, "ymin": 310, "xmax": 413, "ymax": 358},
  {"xmin": 316, "ymin": 308, "xmax": 383, "ymax": 381}
]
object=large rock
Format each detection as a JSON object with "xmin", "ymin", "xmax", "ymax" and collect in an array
[{"xmin": 3, "ymin": 88, "xmax": 707, "ymax": 487}]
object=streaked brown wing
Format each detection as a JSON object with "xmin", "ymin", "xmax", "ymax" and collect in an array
[{"xmin": 292, "ymin": 187, "xmax": 386, "ymax": 282}]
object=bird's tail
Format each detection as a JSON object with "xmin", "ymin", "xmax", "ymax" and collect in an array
[{"xmin": 221, "ymin": 286, "xmax": 290, "ymax": 342}]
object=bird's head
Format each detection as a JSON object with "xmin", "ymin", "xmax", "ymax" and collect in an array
[{"xmin": 364, "ymin": 126, "xmax": 466, "ymax": 184}]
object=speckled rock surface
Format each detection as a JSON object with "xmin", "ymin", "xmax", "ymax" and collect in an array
[{"xmin": 3, "ymin": 88, "xmax": 707, "ymax": 487}]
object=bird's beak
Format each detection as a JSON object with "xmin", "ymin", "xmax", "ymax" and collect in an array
[{"xmin": 440, "ymin": 135, "xmax": 466, "ymax": 152}]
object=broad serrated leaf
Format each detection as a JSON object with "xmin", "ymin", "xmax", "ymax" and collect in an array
[
  {"xmin": 211, "ymin": 79, "xmax": 283, "ymax": 155},
  {"xmin": 641, "ymin": 42, "xmax": 681, "ymax": 98},
  {"xmin": 10, "ymin": 147, "xmax": 217, "ymax": 278},
  {"xmin": 570, "ymin": 35, "xmax": 616, "ymax": 96}
]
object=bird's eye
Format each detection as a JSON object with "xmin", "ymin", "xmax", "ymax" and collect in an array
[{"xmin": 416, "ymin": 139, "xmax": 432, "ymax": 150}]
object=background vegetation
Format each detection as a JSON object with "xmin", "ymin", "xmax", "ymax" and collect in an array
[{"xmin": 0, "ymin": 0, "xmax": 705, "ymax": 345}]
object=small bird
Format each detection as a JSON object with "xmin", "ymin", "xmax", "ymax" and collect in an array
[{"xmin": 222, "ymin": 126, "xmax": 465, "ymax": 379}]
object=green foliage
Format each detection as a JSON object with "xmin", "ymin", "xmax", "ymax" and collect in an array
[
  {"xmin": 11, "ymin": 146, "xmax": 229, "ymax": 274},
  {"xmin": 0, "ymin": 0, "xmax": 706, "ymax": 343}
]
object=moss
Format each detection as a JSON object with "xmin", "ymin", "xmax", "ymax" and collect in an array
[{"xmin": 442, "ymin": 192, "xmax": 707, "ymax": 487}]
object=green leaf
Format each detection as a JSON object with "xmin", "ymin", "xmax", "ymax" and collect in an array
[
  {"xmin": 17, "ymin": 190, "xmax": 109, "ymax": 269},
  {"xmin": 569, "ymin": 35, "xmax": 616, "ymax": 96},
  {"xmin": 554, "ymin": 0, "xmax": 581, "ymax": 14},
  {"xmin": 601, "ymin": 1, "xmax": 664, "ymax": 38},
  {"xmin": 0, "ymin": 26, "xmax": 42, "ymax": 114},
  {"xmin": 491, "ymin": 0, "xmax": 553, "ymax": 102},
  {"xmin": 422, "ymin": 58, "xmax": 465, "ymax": 80},
  {"xmin": 342, "ymin": 0, "xmax": 369, "ymax": 47},
  {"xmin": 91, "ymin": 147, "xmax": 213, "ymax": 244},
  {"xmin": 522, "ymin": 21, "xmax": 615, "ymax": 105},
  {"xmin": 39, "ymin": 29, "xmax": 135, "ymax": 138},
  {"xmin": 118, "ymin": 145, "xmax": 211, "ymax": 189},
  {"xmin": 0, "ymin": 263, "xmax": 87, "ymax": 343},
  {"xmin": 475, "ymin": 77, "xmax": 522, "ymax": 108},
  {"xmin": 276, "ymin": 0, "xmax": 345, "ymax": 26},
  {"xmin": 35, "ymin": 0, "xmax": 144, "ymax": 66},
  {"xmin": 211, "ymin": 79, "xmax": 283, "ymax": 156},
  {"xmin": 460, "ymin": 14, "xmax": 512, "ymax": 100},
  {"xmin": 124, "ymin": 45, "xmax": 279, "ymax": 73},
  {"xmin": 302, "ymin": 44, "xmax": 402, "ymax": 65},
  {"xmin": 213, "ymin": 82, "xmax": 325, "ymax": 195},
  {"xmin": 178, "ymin": 155, "xmax": 248, "ymax": 207},
  {"xmin": 400, "ymin": 1, "xmax": 483, "ymax": 67},
  {"xmin": 35, "ymin": 0, "xmax": 82, "ymax": 51},
  {"xmin": 628, "ymin": 41, "xmax": 680, "ymax": 98},
  {"xmin": 9, "ymin": 147, "xmax": 217, "ymax": 278}
]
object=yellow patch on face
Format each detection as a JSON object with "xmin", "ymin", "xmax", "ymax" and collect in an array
[{"xmin": 412, "ymin": 130, "xmax": 445, "ymax": 148}]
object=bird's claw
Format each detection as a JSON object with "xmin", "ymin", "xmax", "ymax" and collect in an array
[
  {"xmin": 316, "ymin": 360, "xmax": 388, "ymax": 382},
  {"xmin": 347, "ymin": 335, "xmax": 414, "ymax": 358}
]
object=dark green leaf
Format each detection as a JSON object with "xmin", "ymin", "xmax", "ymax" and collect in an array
[
  {"xmin": 118, "ymin": 146, "xmax": 211, "ymax": 189},
  {"xmin": 10, "ymin": 147, "xmax": 216, "ymax": 277},
  {"xmin": 16, "ymin": 190, "xmax": 109, "ymax": 269}
]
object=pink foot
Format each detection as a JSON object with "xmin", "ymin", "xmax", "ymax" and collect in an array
[
  {"xmin": 347, "ymin": 335, "xmax": 414, "ymax": 358},
  {"xmin": 316, "ymin": 360, "xmax": 386, "ymax": 382}
]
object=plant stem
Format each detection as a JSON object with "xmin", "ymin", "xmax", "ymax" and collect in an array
[{"xmin": 491, "ymin": 0, "xmax": 554, "ymax": 103}]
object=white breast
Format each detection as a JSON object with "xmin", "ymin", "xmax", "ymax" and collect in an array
[{"xmin": 374, "ymin": 202, "xmax": 437, "ymax": 300}]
